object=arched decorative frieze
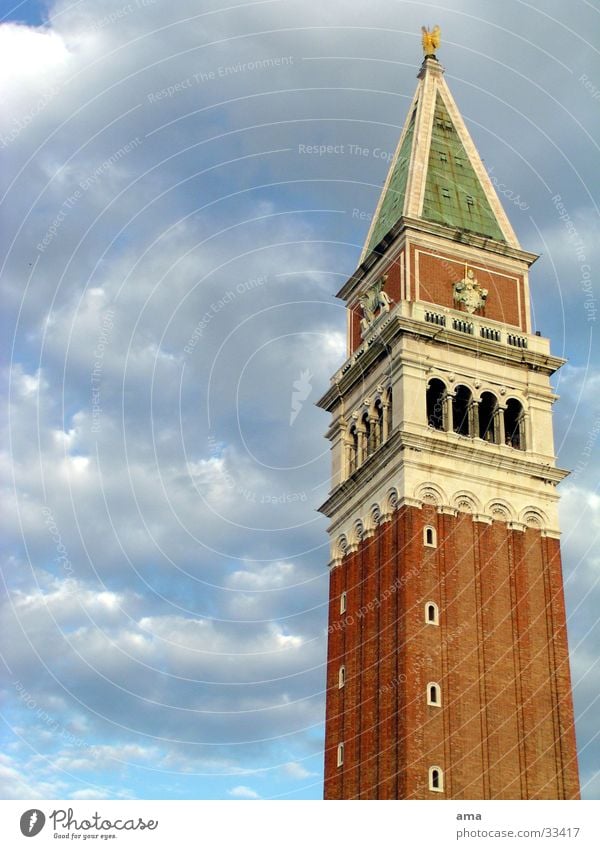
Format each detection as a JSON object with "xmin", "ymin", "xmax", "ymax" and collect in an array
[
  {"xmin": 520, "ymin": 507, "xmax": 548, "ymax": 529},
  {"xmin": 486, "ymin": 499, "xmax": 516, "ymax": 523},
  {"xmin": 332, "ymin": 534, "xmax": 349, "ymax": 567},
  {"xmin": 452, "ymin": 491, "xmax": 481, "ymax": 514},
  {"xmin": 414, "ymin": 482, "xmax": 447, "ymax": 507},
  {"xmin": 347, "ymin": 519, "xmax": 365, "ymax": 552},
  {"xmin": 363, "ymin": 504, "xmax": 382, "ymax": 538},
  {"xmin": 386, "ymin": 487, "xmax": 399, "ymax": 514}
]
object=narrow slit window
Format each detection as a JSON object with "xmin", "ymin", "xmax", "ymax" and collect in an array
[
  {"xmin": 425, "ymin": 602, "xmax": 439, "ymax": 625},
  {"xmin": 337, "ymin": 743, "xmax": 344, "ymax": 767},
  {"xmin": 424, "ymin": 526, "xmax": 437, "ymax": 548},
  {"xmin": 340, "ymin": 591, "xmax": 347, "ymax": 615},
  {"xmin": 429, "ymin": 766, "xmax": 444, "ymax": 792},
  {"xmin": 338, "ymin": 666, "xmax": 346, "ymax": 689},
  {"xmin": 427, "ymin": 682, "xmax": 441, "ymax": 706}
]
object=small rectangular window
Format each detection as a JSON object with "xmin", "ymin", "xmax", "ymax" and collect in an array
[
  {"xmin": 439, "ymin": 152, "xmax": 447, "ymax": 163},
  {"xmin": 340, "ymin": 591, "xmax": 347, "ymax": 614},
  {"xmin": 337, "ymin": 743, "xmax": 344, "ymax": 767}
]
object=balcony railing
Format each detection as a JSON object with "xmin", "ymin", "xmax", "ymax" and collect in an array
[{"xmin": 331, "ymin": 301, "xmax": 545, "ymax": 385}]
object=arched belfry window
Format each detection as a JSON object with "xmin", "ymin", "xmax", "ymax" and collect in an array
[
  {"xmin": 362, "ymin": 413, "xmax": 372, "ymax": 459},
  {"xmin": 479, "ymin": 391, "xmax": 499, "ymax": 443},
  {"xmin": 452, "ymin": 385, "xmax": 472, "ymax": 436},
  {"xmin": 427, "ymin": 682, "xmax": 441, "ymax": 706},
  {"xmin": 504, "ymin": 398, "xmax": 526, "ymax": 450},
  {"xmin": 426, "ymin": 379, "xmax": 446, "ymax": 431},
  {"xmin": 429, "ymin": 766, "xmax": 444, "ymax": 792},
  {"xmin": 386, "ymin": 388, "xmax": 393, "ymax": 436},
  {"xmin": 425, "ymin": 602, "xmax": 439, "ymax": 625},
  {"xmin": 348, "ymin": 426, "xmax": 358, "ymax": 473},
  {"xmin": 374, "ymin": 399, "xmax": 384, "ymax": 450}
]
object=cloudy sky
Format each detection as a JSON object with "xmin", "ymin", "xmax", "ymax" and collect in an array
[{"xmin": 1, "ymin": 0, "xmax": 599, "ymax": 801}]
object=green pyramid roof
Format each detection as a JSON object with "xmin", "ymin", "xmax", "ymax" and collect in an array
[
  {"xmin": 361, "ymin": 58, "xmax": 518, "ymax": 260},
  {"xmin": 366, "ymin": 108, "xmax": 416, "ymax": 253},
  {"xmin": 421, "ymin": 95, "xmax": 505, "ymax": 241}
]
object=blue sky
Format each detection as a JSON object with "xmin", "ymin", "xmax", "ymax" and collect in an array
[{"xmin": 1, "ymin": 0, "xmax": 599, "ymax": 800}]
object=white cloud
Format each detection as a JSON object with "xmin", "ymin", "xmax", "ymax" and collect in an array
[
  {"xmin": 228, "ymin": 785, "xmax": 260, "ymax": 799},
  {"xmin": 70, "ymin": 788, "xmax": 111, "ymax": 799},
  {"xmin": 282, "ymin": 760, "xmax": 314, "ymax": 780},
  {"xmin": 0, "ymin": 752, "xmax": 67, "ymax": 800}
]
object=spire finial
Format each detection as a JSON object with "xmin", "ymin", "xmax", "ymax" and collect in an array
[{"xmin": 421, "ymin": 25, "xmax": 441, "ymax": 59}]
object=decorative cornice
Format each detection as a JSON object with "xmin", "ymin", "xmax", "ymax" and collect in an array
[
  {"xmin": 438, "ymin": 505, "xmax": 459, "ymax": 516},
  {"xmin": 328, "ymin": 498, "xmax": 561, "ymax": 568},
  {"xmin": 398, "ymin": 429, "xmax": 569, "ymax": 484}
]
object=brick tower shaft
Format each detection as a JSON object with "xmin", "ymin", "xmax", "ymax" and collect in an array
[{"xmin": 318, "ymin": 44, "xmax": 580, "ymax": 801}]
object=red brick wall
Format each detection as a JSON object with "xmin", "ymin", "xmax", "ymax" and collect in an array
[
  {"xmin": 323, "ymin": 507, "xmax": 580, "ymax": 799},
  {"xmin": 413, "ymin": 247, "xmax": 526, "ymax": 330}
]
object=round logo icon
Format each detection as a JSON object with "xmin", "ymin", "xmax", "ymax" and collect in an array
[{"xmin": 20, "ymin": 810, "xmax": 45, "ymax": 837}]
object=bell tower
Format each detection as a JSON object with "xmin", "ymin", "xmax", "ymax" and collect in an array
[{"xmin": 319, "ymin": 33, "xmax": 580, "ymax": 800}]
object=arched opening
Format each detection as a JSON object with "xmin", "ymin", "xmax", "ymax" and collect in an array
[
  {"xmin": 338, "ymin": 665, "xmax": 346, "ymax": 689},
  {"xmin": 386, "ymin": 388, "xmax": 393, "ymax": 436},
  {"xmin": 427, "ymin": 682, "xmax": 441, "ymax": 706},
  {"xmin": 479, "ymin": 391, "xmax": 498, "ymax": 443},
  {"xmin": 424, "ymin": 525, "xmax": 437, "ymax": 547},
  {"xmin": 429, "ymin": 766, "xmax": 444, "ymax": 792},
  {"xmin": 452, "ymin": 385, "xmax": 472, "ymax": 436},
  {"xmin": 425, "ymin": 602, "xmax": 439, "ymax": 625},
  {"xmin": 348, "ymin": 426, "xmax": 358, "ymax": 473},
  {"xmin": 340, "ymin": 591, "xmax": 347, "ymax": 615},
  {"xmin": 362, "ymin": 413, "xmax": 372, "ymax": 459},
  {"xmin": 373, "ymin": 399, "xmax": 384, "ymax": 450},
  {"xmin": 426, "ymin": 378, "xmax": 446, "ymax": 431},
  {"xmin": 337, "ymin": 743, "xmax": 344, "ymax": 767},
  {"xmin": 504, "ymin": 398, "xmax": 525, "ymax": 450}
]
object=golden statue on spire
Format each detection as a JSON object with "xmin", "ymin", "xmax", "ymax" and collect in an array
[{"xmin": 421, "ymin": 25, "xmax": 441, "ymax": 57}]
